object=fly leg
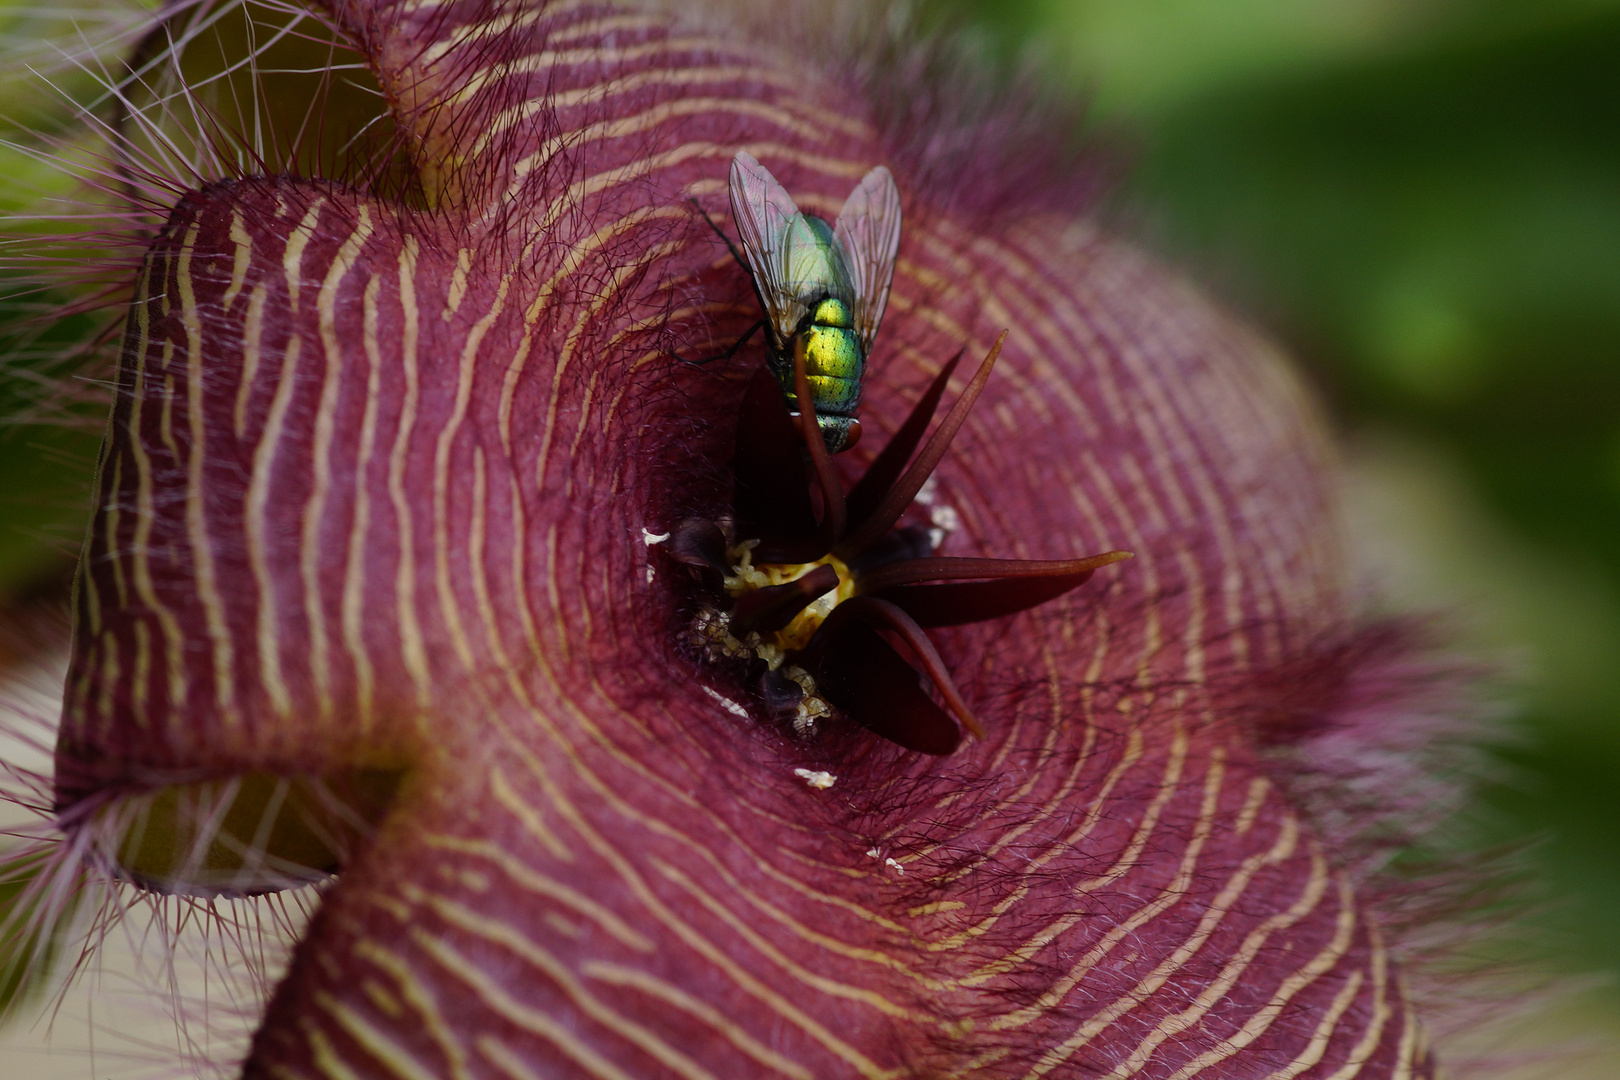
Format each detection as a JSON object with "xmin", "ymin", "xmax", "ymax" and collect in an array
[
  {"xmin": 674, "ymin": 319, "xmax": 764, "ymax": 366},
  {"xmin": 689, "ymin": 198, "xmax": 751, "ymax": 274},
  {"xmin": 673, "ymin": 198, "xmax": 769, "ymax": 365}
]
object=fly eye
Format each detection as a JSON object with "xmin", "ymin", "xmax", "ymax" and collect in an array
[{"xmin": 842, "ymin": 418, "xmax": 861, "ymax": 451}]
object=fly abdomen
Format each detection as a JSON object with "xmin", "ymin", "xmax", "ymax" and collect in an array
[
  {"xmin": 776, "ymin": 319, "xmax": 864, "ymax": 453},
  {"xmin": 770, "ymin": 297, "xmax": 863, "ymax": 447},
  {"xmin": 796, "ymin": 325, "xmax": 863, "ymax": 413}
]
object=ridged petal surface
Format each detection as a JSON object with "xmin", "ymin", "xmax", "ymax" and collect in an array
[{"xmin": 56, "ymin": 2, "xmax": 1437, "ymax": 1077}]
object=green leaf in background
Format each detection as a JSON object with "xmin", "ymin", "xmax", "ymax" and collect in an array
[
  {"xmin": 0, "ymin": 845, "xmax": 84, "ymax": 1024},
  {"xmin": 0, "ymin": 0, "xmax": 138, "ymax": 600}
]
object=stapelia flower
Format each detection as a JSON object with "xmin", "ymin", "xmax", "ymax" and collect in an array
[{"xmin": 19, "ymin": 0, "xmax": 1463, "ymax": 1077}]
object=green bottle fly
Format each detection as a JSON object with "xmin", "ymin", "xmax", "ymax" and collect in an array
[{"xmin": 727, "ymin": 152, "xmax": 902, "ymax": 453}]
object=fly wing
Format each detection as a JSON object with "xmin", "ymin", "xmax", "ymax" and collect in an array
[
  {"xmin": 833, "ymin": 165, "xmax": 902, "ymax": 352},
  {"xmin": 729, "ymin": 151, "xmax": 810, "ymax": 342}
]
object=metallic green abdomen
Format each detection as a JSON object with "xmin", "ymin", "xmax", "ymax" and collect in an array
[
  {"xmin": 773, "ymin": 297, "xmax": 865, "ymax": 452},
  {"xmin": 791, "ymin": 324, "xmax": 862, "ymax": 412}
]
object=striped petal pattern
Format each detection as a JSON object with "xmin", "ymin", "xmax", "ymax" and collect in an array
[{"xmin": 54, "ymin": 1, "xmax": 1440, "ymax": 1077}]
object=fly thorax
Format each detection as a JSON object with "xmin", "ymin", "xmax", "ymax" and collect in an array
[{"xmin": 809, "ymin": 296, "xmax": 852, "ymax": 329}]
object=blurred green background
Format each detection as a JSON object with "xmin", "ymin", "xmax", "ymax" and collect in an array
[{"xmin": 2, "ymin": 0, "xmax": 1619, "ymax": 1069}]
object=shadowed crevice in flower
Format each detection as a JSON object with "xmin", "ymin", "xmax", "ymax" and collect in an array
[{"xmin": 30, "ymin": 0, "xmax": 1467, "ymax": 1077}]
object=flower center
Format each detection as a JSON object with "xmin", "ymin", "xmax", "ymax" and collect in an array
[{"xmin": 723, "ymin": 542, "xmax": 857, "ymax": 659}]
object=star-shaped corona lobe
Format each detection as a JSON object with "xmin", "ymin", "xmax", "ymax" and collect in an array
[{"xmin": 55, "ymin": 1, "xmax": 1438, "ymax": 1077}]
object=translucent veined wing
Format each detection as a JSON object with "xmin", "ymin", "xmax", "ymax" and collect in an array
[
  {"xmin": 780, "ymin": 213, "xmax": 853, "ymax": 306},
  {"xmin": 728, "ymin": 151, "xmax": 811, "ymax": 343},
  {"xmin": 833, "ymin": 165, "xmax": 902, "ymax": 353}
]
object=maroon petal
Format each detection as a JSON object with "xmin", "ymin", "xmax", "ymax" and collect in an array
[
  {"xmin": 732, "ymin": 367, "xmax": 820, "ymax": 557},
  {"xmin": 843, "ymin": 349, "xmax": 962, "ymax": 532},
  {"xmin": 841, "ymin": 523, "xmax": 935, "ymax": 576},
  {"xmin": 803, "ymin": 618, "xmax": 963, "ymax": 755},
  {"xmin": 791, "ymin": 342, "xmax": 846, "ymax": 556},
  {"xmin": 857, "ymin": 552, "xmax": 1132, "ymax": 592},
  {"xmin": 878, "ymin": 577, "xmax": 1082, "ymax": 628},
  {"xmin": 836, "ymin": 331, "xmax": 1006, "ymax": 558},
  {"xmin": 861, "ymin": 552, "xmax": 1132, "ymax": 626},
  {"xmin": 803, "ymin": 596, "xmax": 983, "ymax": 740}
]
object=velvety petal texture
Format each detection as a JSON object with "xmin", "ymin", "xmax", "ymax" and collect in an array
[{"xmin": 54, "ymin": 0, "xmax": 1438, "ymax": 1077}]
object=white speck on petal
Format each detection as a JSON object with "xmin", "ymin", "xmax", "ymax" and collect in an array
[
  {"xmin": 642, "ymin": 528, "xmax": 671, "ymax": 545},
  {"xmin": 792, "ymin": 768, "xmax": 836, "ymax": 790},
  {"xmin": 866, "ymin": 848, "xmax": 881, "ymax": 859},
  {"xmin": 927, "ymin": 501, "xmax": 960, "ymax": 551},
  {"xmin": 885, "ymin": 858, "xmax": 905, "ymax": 874},
  {"xmin": 916, "ymin": 485, "xmax": 959, "ymax": 550},
  {"xmin": 700, "ymin": 686, "xmax": 750, "ymax": 718}
]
